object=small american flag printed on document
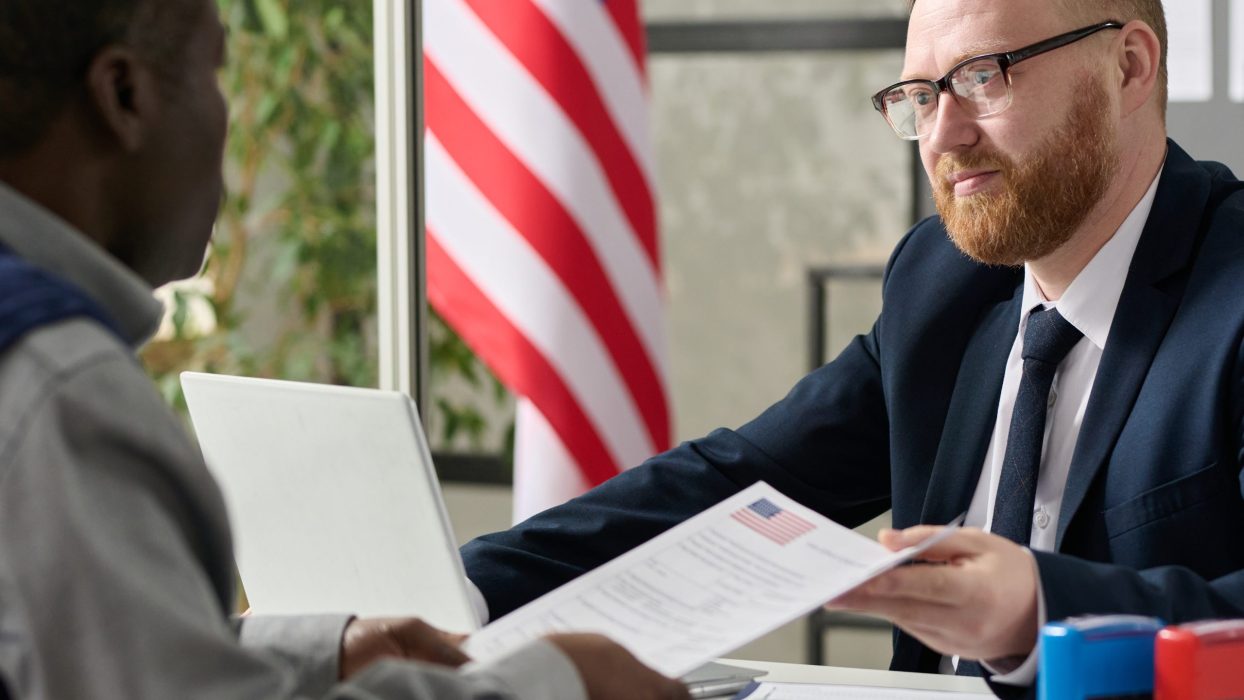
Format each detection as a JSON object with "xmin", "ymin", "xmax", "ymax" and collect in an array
[{"xmin": 730, "ymin": 498, "xmax": 817, "ymax": 545}]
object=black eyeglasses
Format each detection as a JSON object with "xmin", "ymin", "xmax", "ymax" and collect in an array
[{"xmin": 872, "ymin": 21, "xmax": 1125, "ymax": 140}]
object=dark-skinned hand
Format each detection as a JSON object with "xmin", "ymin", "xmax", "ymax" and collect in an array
[{"xmin": 339, "ymin": 617, "xmax": 470, "ymax": 679}]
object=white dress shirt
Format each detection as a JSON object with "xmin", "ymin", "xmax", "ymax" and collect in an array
[{"xmin": 945, "ymin": 165, "xmax": 1164, "ymax": 684}]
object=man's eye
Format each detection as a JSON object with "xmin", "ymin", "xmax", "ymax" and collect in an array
[
  {"xmin": 972, "ymin": 70, "xmax": 995, "ymax": 85},
  {"xmin": 912, "ymin": 90, "xmax": 935, "ymax": 107}
]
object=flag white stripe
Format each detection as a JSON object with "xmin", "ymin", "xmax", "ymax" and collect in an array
[
  {"xmin": 755, "ymin": 513, "xmax": 804, "ymax": 539},
  {"xmin": 732, "ymin": 511, "xmax": 793, "ymax": 544},
  {"xmin": 528, "ymin": 0, "xmax": 657, "ymax": 187},
  {"xmin": 426, "ymin": 134, "xmax": 657, "ymax": 469},
  {"xmin": 512, "ymin": 399, "xmax": 590, "ymax": 523},
  {"xmin": 773, "ymin": 512, "xmax": 815, "ymax": 534},
  {"xmin": 424, "ymin": 0, "xmax": 668, "ymax": 382}
]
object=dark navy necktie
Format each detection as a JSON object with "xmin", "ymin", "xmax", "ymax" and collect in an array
[
  {"xmin": 956, "ymin": 307, "xmax": 1082, "ymax": 679},
  {"xmin": 990, "ymin": 306, "xmax": 1083, "ymax": 546}
]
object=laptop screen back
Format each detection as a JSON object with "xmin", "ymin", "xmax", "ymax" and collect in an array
[{"xmin": 181, "ymin": 372, "xmax": 480, "ymax": 633}]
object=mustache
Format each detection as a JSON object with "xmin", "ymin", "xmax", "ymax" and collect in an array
[{"xmin": 935, "ymin": 150, "xmax": 1012, "ymax": 183}]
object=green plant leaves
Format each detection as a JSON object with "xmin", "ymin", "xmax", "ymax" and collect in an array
[
  {"xmin": 254, "ymin": 0, "xmax": 288, "ymax": 40},
  {"xmin": 149, "ymin": 0, "xmax": 512, "ymax": 455}
]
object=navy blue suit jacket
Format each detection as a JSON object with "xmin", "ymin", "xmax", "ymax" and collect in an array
[{"xmin": 461, "ymin": 140, "xmax": 1244, "ymax": 691}]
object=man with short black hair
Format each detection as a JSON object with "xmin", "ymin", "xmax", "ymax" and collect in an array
[
  {"xmin": 0, "ymin": 1, "xmax": 688, "ymax": 698},
  {"xmin": 0, "ymin": 0, "xmax": 201, "ymax": 155},
  {"xmin": 461, "ymin": 1, "xmax": 1244, "ymax": 697}
]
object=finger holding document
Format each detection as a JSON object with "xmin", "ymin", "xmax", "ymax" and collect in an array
[{"xmin": 825, "ymin": 527, "xmax": 1040, "ymax": 663}]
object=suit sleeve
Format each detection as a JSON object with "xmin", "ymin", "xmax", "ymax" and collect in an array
[
  {"xmin": 1031, "ymin": 551, "xmax": 1244, "ymax": 623},
  {"xmin": 458, "ymin": 226, "xmax": 927, "ymax": 619}
]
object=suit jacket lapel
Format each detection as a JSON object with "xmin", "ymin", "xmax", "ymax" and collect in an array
[
  {"xmin": 920, "ymin": 284, "xmax": 1022, "ymax": 526},
  {"xmin": 1055, "ymin": 141, "xmax": 1211, "ymax": 548}
]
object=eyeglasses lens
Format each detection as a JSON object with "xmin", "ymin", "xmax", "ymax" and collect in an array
[
  {"xmin": 882, "ymin": 57, "xmax": 1012, "ymax": 139},
  {"xmin": 950, "ymin": 59, "xmax": 1011, "ymax": 117}
]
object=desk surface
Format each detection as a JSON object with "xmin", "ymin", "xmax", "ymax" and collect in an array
[{"xmin": 719, "ymin": 659, "xmax": 991, "ymax": 694}]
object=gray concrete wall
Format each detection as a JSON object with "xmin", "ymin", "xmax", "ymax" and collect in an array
[
  {"xmin": 651, "ymin": 50, "xmax": 908, "ymax": 443},
  {"xmin": 643, "ymin": 0, "xmax": 908, "ymax": 20}
]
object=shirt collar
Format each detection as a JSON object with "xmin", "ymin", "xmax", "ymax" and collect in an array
[
  {"xmin": 1019, "ymin": 164, "xmax": 1164, "ymax": 350},
  {"xmin": 0, "ymin": 181, "xmax": 163, "ymax": 349}
]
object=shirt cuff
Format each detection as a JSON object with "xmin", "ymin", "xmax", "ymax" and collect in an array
[
  {"xmin": 466, "ymin": 578, "xmax": 491, "ymax": 625},
  {"xmin": 237, "ymin": 613, "xmax": 353, "ymax": 696},
  {"xmin": 981, "ymin": 548, "xmax": 1046, "ymax": 686},
  {"xmin": 462, "ymin": 639, "xmax": 587, "ymax": 700}
]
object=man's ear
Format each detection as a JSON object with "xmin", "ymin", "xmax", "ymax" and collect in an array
[
  {"xmin": 83, "ymin": 46, "xmax": 159, "ymax": 152},
  {"xmin": 1115, "ymin": 20, "xmax": 1161, "ymax": 119}
]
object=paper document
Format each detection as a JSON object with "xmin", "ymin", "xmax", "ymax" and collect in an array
[
  {"xmin": 464, "ymin": 482, "xmax": 962, "ymax": 677},
  {"xmin": 733, "ymin": 682, "xmax": 993, "ymax": 699}
]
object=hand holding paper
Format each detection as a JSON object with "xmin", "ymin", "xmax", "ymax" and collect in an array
[
  {"xmin": 827, "ymin": 526, "xmax": 1041, "ymax": 662},
  {"xmin": 464, "ymin": 482, "xmax": 963, "ymax": 678}
]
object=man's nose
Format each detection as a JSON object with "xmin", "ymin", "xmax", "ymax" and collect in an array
[{"xmin": 925, "ymin": 90, "xmax": 980, "ymax": 155}]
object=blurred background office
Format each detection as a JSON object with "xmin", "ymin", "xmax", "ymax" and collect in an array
[{"xmin": 151, "ymin": 0, "xmax": 1244, "ymax": 672}]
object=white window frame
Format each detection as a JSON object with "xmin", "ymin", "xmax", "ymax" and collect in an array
[{"xmin": 374, "ymin": 0, "xmax": 427, "ymax": 413}]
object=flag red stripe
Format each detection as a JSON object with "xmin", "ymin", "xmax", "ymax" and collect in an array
[
  {"xmin": 731, "ymin": 512, "xmax": 782, "ymax": 544},
  {"xmin": 776, "ymin": 509, "xmax": 816, "ymax": 530},
  {"xmin": 758, "ymin": 513, "xmax": 805, "ymax": 540},
  {"xmin": 768, "ymin": 512, "xmax": 814, "ymax": 537},
  {"xmin": 427, "ymin": 233, "xmax": 622, "ymax": 487},
  {"xmin": 751, "ymin": 514, "xmax": 801, "ymax": 542},
  {"xmin": 733, "ymin": 508, "xmax": 814, "ymax": 545},
  {"xmin": 462, "ymin": 0, "xmax": 659, "ymax": 273},
  {"xmin": 424, "ymin": 58, "xmax": 670, "ymax": 452},
  {"xmin": 601, "ymin": 0, "xmax": 648, "ymax": 81},
  {"xmin": 775, "ymin": 512, "xmax": 815, "ymax": 533},
  {"xmin": 744, "ymin": 510, "xmax": 796, "ymax": 540},
  {"xmin": 732, "ymin": 510, "xmax": 793, "ymax": 545}
]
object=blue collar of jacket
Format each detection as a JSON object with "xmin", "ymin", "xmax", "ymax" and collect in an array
[{"xmin": 0, "ymin": 242, "xmax": 125, "ymax": 356}]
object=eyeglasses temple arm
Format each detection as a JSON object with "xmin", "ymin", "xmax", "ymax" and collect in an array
[{"xmin": 1004, "ymin": 21, "xmax": 1126, "ymax": 66}]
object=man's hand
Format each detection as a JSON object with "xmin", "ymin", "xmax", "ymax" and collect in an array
[
  {"xmin": 545, "ymin": 633, "xmax": 690, "ymax": 700},
  {"xmin": 339, "ymin": 617, "xmax": 470, "ymax": 679},
  {"xmin": 826, "ymin": 526, "xmax": 1040, "ymax": 662}
]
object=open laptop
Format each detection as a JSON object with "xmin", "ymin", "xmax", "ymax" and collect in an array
[
  {"xmin": 180, "ymin": 372, "xmax": 480, "ymax": 634},
  {"xmin": 181, "ymin": 372, "xmax": 764, "ymax": 695}
]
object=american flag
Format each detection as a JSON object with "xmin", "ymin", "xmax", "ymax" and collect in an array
[
  {"xmin": 731, "ymin": 499, "xmax": 817, "ymax": 546},
  {"xmin": 422, "ymin": 0, "xmax": 669, "ymax": 521}
]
